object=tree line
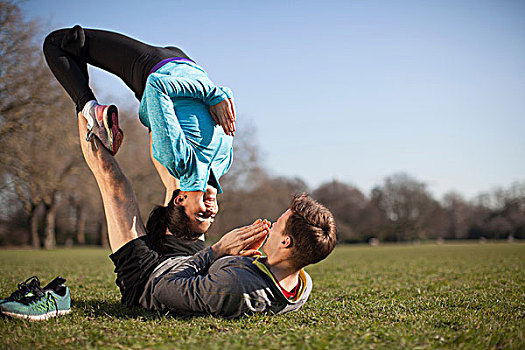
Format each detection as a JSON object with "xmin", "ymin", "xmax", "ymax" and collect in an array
[{"xmin": 1, "ymin": 1, "xmax": 523, "ymax": 248}]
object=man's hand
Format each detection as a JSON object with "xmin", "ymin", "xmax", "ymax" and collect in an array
[
  {"xmin": 211, "ymin": 219, "xmax": 269, "ymax": 259},
  {"xmin": 209, "ymin": 98, "xmax": 236, "ymax": 136},
  {"xmin": 243, "ymin": 219, "xmax": 271, "ymax": 252}
]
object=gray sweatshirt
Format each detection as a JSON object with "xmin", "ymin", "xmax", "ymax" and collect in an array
[{"xmin": 139, "ymin": 247, "xmax": 312, "ymax": 318}]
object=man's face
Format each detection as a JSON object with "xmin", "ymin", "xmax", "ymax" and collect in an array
[
  {"xmin": 262, "ymin": 209, "xmax": 291, "ymax": 256},
  {"xmin": 179, "ymin": 186, "xmax": 219, "ymax": 234}
]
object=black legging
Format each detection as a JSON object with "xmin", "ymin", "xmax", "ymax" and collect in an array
[{"xmin": 43, "ymin": 25, "xmax": 192, "ymax": 112}]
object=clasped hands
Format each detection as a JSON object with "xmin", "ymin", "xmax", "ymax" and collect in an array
[{"xmin": 211, "ymin": 219, "xmax": 270, "ymax": 259}]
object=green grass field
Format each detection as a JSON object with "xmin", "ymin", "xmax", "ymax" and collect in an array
[{"xmin": 0, "ymin": 243, "xmax": 524, "ymax": 349}]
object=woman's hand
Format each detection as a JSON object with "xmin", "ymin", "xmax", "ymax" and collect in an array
[
  {"xmin": 211, "ymin": 219, "xmax": 269, "ymax": 259},
  {"xmin": 209, "ymin": 98, "xmax": 236, "ymax": 136}
]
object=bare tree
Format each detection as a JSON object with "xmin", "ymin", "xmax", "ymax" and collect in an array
[
  {"xmin": 220, "ymin": 120, "xmax": 266, "ymax": 191},
  {"xmin": 372, "ymin": 173, "xmax": 446, "ymax": 241},
  {"xmin": 504, "ymin": 181, "xmax": 525, "ymax": 238},
  {"xmin": 0, "ymin": 1, "xmax": 42, "ymax": 246},
  {"xmin": 313, "ymin": 180, "xmax": 368, "ymax": 242},
  {"xmin": 0, "ymin": 1, "xmax": 41, "ymax": 139},
  {"xmin": 0, "ymin": 1, "xmax": 82, "ymax": 248},
  {"xmin": 443, "ymin": 191, "xmax": 471, "ymax": 239},
  {"xmin": 469, "ymin": 182, "xmax": 525, "ymax": 239}
]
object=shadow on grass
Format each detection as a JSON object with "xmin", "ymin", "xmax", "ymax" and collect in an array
[
  {"xmin": 72, "ymin": 299, "xmax": 195, "ymax": 321},
  {"xmin": 1, "ymin": 300, "xmax": 195, "ymax": 322},
  {"xmin": 73, "ymin": 299, "xmax": 161, "ymax": 320},
  {"xmin": 1, "ymin": 300, "xmax": 198, "ymax": 321}
]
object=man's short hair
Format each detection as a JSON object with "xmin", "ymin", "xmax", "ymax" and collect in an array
[{"xmin": 285, "ymin": 194, "xmax": 337, "ymax": 269}]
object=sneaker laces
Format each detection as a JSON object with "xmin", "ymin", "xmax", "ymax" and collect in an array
[
  {"xmin": 18, "ymin": 286, "xmax": 45, "ymax": 305},
  {"xmin": 5, "ymin": 276, "xmax": 41, "ymax": 301},
  {"xmin": 19, "ymin": 289, "xmax": 60, "ymax": 315}
]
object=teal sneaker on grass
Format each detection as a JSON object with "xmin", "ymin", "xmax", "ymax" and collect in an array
[
  {"xmin": 0, "ymin": 276, "xmax": 66, "ymax": 304},
  {"xmin": 0, "ymin": 278, "xmax": 70, "ymax": 321},
  {"xmin": 0, "ymin": 276, "xmax": 41, "ymax": 304}
]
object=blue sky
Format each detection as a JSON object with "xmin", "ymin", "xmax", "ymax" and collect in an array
[{"xmin": 24, "ymin": 0, "xmax": 525, "ymax": 199}]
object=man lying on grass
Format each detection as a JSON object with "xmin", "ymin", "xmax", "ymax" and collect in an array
[{"xmin": 77, "ymin": 113, "xmax": 337, "ymax": 318}]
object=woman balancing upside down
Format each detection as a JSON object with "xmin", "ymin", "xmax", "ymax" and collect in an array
[
  {"xmin": 43, "ymin": 26, "xmax": 236, "ymax": 245},
  {"xmin": 72, "ymin": 114, "xmax": 335, "ymax": 318}
]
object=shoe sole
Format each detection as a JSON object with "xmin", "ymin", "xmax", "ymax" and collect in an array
[
  {"xmin": 2, "ymin": 309, "xmax": 71, "ymax": 321},
  {"xmin": 103, "ymin": 105, "xmax": 124, "ymax": 155}
]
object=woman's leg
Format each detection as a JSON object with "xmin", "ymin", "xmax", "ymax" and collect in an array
[
  {"xmin": 44, "ymin": 26, "xmax": 152, "ymax": 111},
  {"xmin": 77, "ymin": 112, "xmax": 145, "ymax": 253},
  {"xmin": 43, "ymin": 26, "xmax": 191, "ymax": 111},
  {"xmin": 43, "ymin": 26, "xmax": 94, "ymax": 112}
]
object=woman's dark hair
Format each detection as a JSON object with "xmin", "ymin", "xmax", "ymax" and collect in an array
[{"xmin": 146, "ymin": 189, "xmax": 201, "ymax": 252}]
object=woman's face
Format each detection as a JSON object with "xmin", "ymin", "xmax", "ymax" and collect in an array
[{"xmin": 178, "ymin": 186, "xmax": 219, "ymax": 234}]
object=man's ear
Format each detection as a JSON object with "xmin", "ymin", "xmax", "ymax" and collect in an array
[{"xmin": 281, "ymin": 235, "xmax": 293, "ymax": 248}]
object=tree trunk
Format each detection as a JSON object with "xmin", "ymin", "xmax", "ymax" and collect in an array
[
  {"xmin": 29, "ymin": 204, "xmax": 40, "ymax": 249},
  {"xmin": 99, "ymin": 219, "xmax": 109, "ymax": 249},
  {"xmin": 44, "ymin": 198, "xmax": 57, "ymax": 249},
  {"xmin": 76, "ymin": 205, "xmax": 86, "ymax": 245}
]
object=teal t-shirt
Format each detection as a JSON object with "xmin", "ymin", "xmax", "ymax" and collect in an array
[{"xmin": 138, "ymin": 61, "xmax": 233, "ymax": 193}]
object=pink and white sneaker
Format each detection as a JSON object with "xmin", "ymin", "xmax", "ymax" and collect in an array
[{"xmin": 85, "ymin": 104, "xmax": 124, "ymax": 155}]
